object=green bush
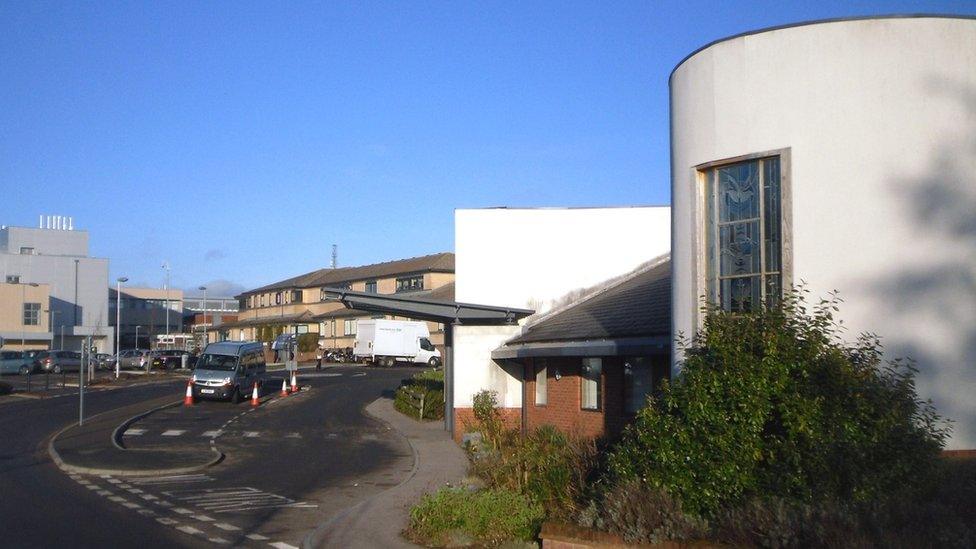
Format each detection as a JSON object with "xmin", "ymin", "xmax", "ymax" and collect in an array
[
  {"xmin": 466, "ymin": 393, "xmax": 599, "ymax": 520},
  {"xmin": 394, "ymin": 369, "xmax": 444, "ymax": 420},
  {"xmin": 297, "ymin": 333, "xmax": 318, "ymax": 353},
  {"xmin": 407, "ymin": 486, "xmax": 544, "ymax": 546},
  {"xmin": 607, "ymin": 290, "xmax": 949, "ymax": 517},
  {"xmin": 578, "ymin": 479, "xmax": 706, "ymax": 544}
]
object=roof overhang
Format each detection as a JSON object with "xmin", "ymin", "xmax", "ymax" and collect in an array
[
  {"xmin": 319, "ymin": 287, "xmax": 533, "ymax": 325},
  {"xmin": 491, "ymin": 336, "xmax": 670, "ymax": 360}
]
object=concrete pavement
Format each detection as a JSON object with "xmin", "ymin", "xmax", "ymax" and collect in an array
[{"xmin": 306, "ymin": 396, "xmax": 469, "ymax": 549}]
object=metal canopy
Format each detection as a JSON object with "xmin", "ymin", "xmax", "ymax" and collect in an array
[
  {"xmin": 320, "ymin": 287, "xmax": 534, "ymax": 435},
  {"xmin": 318, "ymin": 287, "xmax": 534, "ymax": 325}
]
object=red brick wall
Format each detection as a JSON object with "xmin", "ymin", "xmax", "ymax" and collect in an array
[
  {"xmin": 453, "ymin": 406, "xmax": 522, "ymax": 443},
  {"xmin": 522, "ymin": 357, "xmax": 629, "ymax": 440},
  {"xmin": 453, "ymin": 354, "xmax": 670, "ymax": 443}
]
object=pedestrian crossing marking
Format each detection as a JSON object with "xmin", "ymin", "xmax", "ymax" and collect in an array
[
  {"xmin": 125, "ymin": 428, "xmax": 147, "ymax": 436},
  {"xmin": 161, "ymin": 430, "xmax": 186, "ymax": 436},
  {"xmin": 163, "ymin": 487, "xmax": 317, "ymax": 514}
]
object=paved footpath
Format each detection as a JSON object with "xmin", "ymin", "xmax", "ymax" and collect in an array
[{"xmin": 306, "ymin": 397, "xmax": 469, "ymax": 548}]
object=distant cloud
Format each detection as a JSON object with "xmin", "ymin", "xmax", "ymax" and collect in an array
[
  {"xmin": 204, "ymin": 249, "xmax": 225, "ymax": 261},
  {"xmin": 185, "ymin": 279, "xmax": 247, "ymax": 297}
]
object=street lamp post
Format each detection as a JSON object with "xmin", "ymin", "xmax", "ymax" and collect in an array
[
  {"xmin": 115, "ymin": 276, "xmax": 128, "ymax": 379},
  {"xmin": 135, "ymin": 325, "xmax": 142, "ymax": 349},
  {"xmin": 162, "ymin": 262, "xmax": 171, "ymax": 337},
  {"xmin": 21, "ymin": 282, "xmax": 40, "ymax": 350},
  {"xmin": 199, "ymin": 286, "xmax": 207, "ymax": 348}
]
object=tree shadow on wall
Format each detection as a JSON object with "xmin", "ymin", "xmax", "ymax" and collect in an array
[{"xmin": 868, "ymin": 78, "xmax": 976, "ymax": 448}]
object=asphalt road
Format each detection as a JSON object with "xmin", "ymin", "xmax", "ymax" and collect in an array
[{"xmin": 0, "ymin": 365, "xmax": 425, "ymax": 548}]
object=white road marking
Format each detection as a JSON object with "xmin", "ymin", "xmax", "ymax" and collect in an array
[
  {"xmin": 125, "ymin": 428, "xmax": 147, "ymax": 436},
  {"xmin": 130, "ymin": 474, "xmax": 214, "ymax": 485},
  {"xmin": 118, "ymin": 483, "xmax": 132, "ymax": 489},
  {"xmin": 285, "ymin": 432, "xmax": 301, "ymax": 438},
  {"xmin": 108, "ymin": 496, "xmax": 127, "ymax": 503},
  {"xmin": 269, "ymin": 542, "xmax": 299, "ymax": 549},
  {"xmin": 201, "ymin": 430, "xmax": 222, "ymax": 438},
  {"xmin": 139, "ymin": 494, "xmax": 159, "ymax": 501},
  {"xmin": 243, "ymin": 431, "xmax": 260, "ymax": 438},
  {"xmin": 85, "ymin": 485, "xmax": 100, "ymax": 491},
  {"xmin": 214, "ymin": 523, "xmax": 240, "ymax": 531},
  {"xmin": 176, "ymin": 525, "xmax": 204, "ymax": 535},
  {"xmin": 122, "ymin": 502, "xmax": 142, "ymax": 509},
  {"xmin": 195, "ymin": 514, "xmax": 215, "ymax": 522},
  {"xmin": 107, "ymin": 478, "xmax": 122, "ymax": 484},
  {"xmin": 173, "ymin": 507, "xmax": 195, "ymax": 515},
  {"xmin": 208, "ymin": 537, "xmax": 230, "ymax": 545},
  {"xmin": 126, "ymin": 488, "xmax": 144, "ymax": 494},
  {"xmin": 163, "ymin": 487, "xmax": 316, "ymax": 514},
  {"xmin": 96, "ymin": 490, "xmax": 112, "ymax": 496},
  {"xmin": 156, "ymin": 517, "xmax": 178, "ymax": 526},
  {"xmin": 99, "ymin": 474, "xmax": 113, "ymax": 479},
  {"xmin": 246, "ymin": 533, "xmax": 269, "ymax": 540},
  {"xmin": 137, "ymin": 509, "xmax": 156, "ymax": 517},
  {"xmin": 352, "ymin": 372, "xmax": 366, "ymax": 377},
  {"xmin": 76, "ymin": 480, "xmax": 92, "ymax": 485},
  {"xmin": 161, "ymin": 430, "xmax": 186, "ymax": 436}
]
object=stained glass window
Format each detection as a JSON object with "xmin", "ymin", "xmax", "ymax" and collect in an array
[{"xmin": 706, "ymin": 157, "xmax": 782, "ymax": 311}]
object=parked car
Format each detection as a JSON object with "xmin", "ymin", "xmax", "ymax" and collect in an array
[
  {"xmin": 0, "ymin": 351, "xmax": 35, "ymax": 375},
  {"xmin": 151, "ymin": 349, "xmax": 196, "ymax": 370},
  {"xmin": 116, "ymin": 349, "xmax": 151, "ymax": 370},
  {"xmin": 191, "ymin": 341, "xmax": 266, "ymax": 403},
  {"xmin": 33, "ymin": 350, "xmax": 83, "ymax": 373},
  {"xmin": 94, "ymin": 353, "xmax": 115, "ymax": 370}
]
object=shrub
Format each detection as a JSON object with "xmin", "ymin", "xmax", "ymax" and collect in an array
[
  {"xmin": 297, "ymin": 333, "xmax": 318, "ymax": 353},
  {"xmin": 469, "ymin": 424, "xmax": 599, "ymax": 520},
  {"xmin": 394, "ymin": 369, "xmax": 445, "ymax": 420},
  {"xmin": 407, "ymin": 486, "xmax": 544, "ymax": 546},
  {"xmin": 607, "ymin": 290, "xmax": 950, "ymax": 517},
  {"xmin": 578, "ymin": 479, "xmax": 706, "ymax": 544}
]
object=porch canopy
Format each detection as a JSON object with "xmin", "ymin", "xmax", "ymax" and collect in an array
[{"xmin": 319, "ymin": 287, "xmax": 534, "ymax": 433}]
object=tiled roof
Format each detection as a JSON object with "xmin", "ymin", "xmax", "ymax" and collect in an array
[
  {"xmin": 244, "ymin": 252, "xmax": 455, "ymax": 295},
  {"xmin": 508, "ymin": 256, "xmax": 670, "ymax": 345}
]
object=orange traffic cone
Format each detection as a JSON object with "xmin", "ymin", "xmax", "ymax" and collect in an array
[
  {"xmin": 250, "ymin": 382, "xmax": 260, "ymax": 407},
  {"xmin": 280, "ymin": 378, "xmax": 289, "ymax": 397},
  {"xmin": 290, "ymin": 372, "xmax": 298, "ymax": 393},
  {"xmin": 184, "ymin": 380, "xmax": 194, "ymax": 406}
]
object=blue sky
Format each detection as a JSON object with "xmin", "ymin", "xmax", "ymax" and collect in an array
[{"xmin": 2, "ymin": 1, "xmax": 973, "ymax": 296}]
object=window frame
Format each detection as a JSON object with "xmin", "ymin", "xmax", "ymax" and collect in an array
[
  {"xmin": 695, "ymin": 148, "xmax": 793, "ymax": 324},
  {"xmin": 343, "ymin": 319, "xmax": 357, "ymax": 336},
  {"xmin": 534, "ymin": 359, "xmax": 548, "ymax": 406},
  {"xmin": 23, "ymin": 302, "xmax": 40, "ymax": 326},
  {"xmin": 580, "ymin": 357, "xmax": 602, "ymax": 411},
  {"xmin": 364, "ymin": 280, "xmax": 377, "ymax": 294},
  {"xmin": 395, "ymin": 275, "xmax": 424, "ymax": 293}
]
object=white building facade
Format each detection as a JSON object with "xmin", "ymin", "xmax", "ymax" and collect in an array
[
  {"xmin": 670, "ymin": 16, "xmax": 976, "ymax": 450},
  {"xmin": 453, "ymin": 206, "xmax": 671, "ymax": 438}
]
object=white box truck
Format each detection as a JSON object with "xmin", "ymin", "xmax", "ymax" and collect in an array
[{"xmin": 354, "ymin": 319, "xmax": 442, "ymax": 367}]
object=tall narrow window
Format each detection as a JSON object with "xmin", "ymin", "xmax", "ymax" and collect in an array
[
  {"xmin": 535, "ymin": 360, "xmax": 547, "ymax": 406},
  {"xmin": 705, "ymin": 156, "xmax": 782, "ymax": 311},
  {"xmin": 365, "ymin": 280, "xmax": 377, "ymax": 294},
  {"xmin": 581, "ymin": 358, "xmax": 602, "ymax": 410},
  {"xmin": 623, "ymin": 357, "xmax": 654, "ymax": 414},
  {"xmin": 344, "ymin": 319, "xmax": 357, "ymax": 336}
]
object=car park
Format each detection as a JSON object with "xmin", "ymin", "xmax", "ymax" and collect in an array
[
  {"xmin": 33, "ymin": 350, "xmax": 83, "ymax": 373},
  {"xmin": 191, "ymin": 341, "xmax": 266, "ymax": 403}
]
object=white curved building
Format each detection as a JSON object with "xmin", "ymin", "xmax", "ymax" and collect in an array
[{"xmin": 670, "ymin": 16, "xmax": 976, "ymax": 451}]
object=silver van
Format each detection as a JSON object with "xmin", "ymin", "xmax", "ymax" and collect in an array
[{"xmin": 191, "ymin": 341, "xmax": 266, "ymax": 403}]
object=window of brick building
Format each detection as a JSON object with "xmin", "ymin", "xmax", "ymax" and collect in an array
[
  {"xmin": 535, "ymin": 360, "xmax": 548, "ymax": 406},
  {"xmin": 344, "ymin": 319, "xmax": 357, "ymax": 336},
  {"xmin": 395, "ymin": 275, "xmax": 424, "ymax": 293},
  {"xmin": 623, "ymin": 357, "xmax": 654, "ymax": 414},
  {"xmin": 365, "ymin": 280, "xmax": 377, "ymax": 294},
  {"xmin": 581, "ymin": 358, "xmax": 602, "ymax": 410}
]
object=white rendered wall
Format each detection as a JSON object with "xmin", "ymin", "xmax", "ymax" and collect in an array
[
  {"xmin": 670, "ymin": 17, "xmax": 976, "ymax": 449},
  {"xmin": 455, "ymin": 207, "xmax": 671, "ymax": 408}
]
